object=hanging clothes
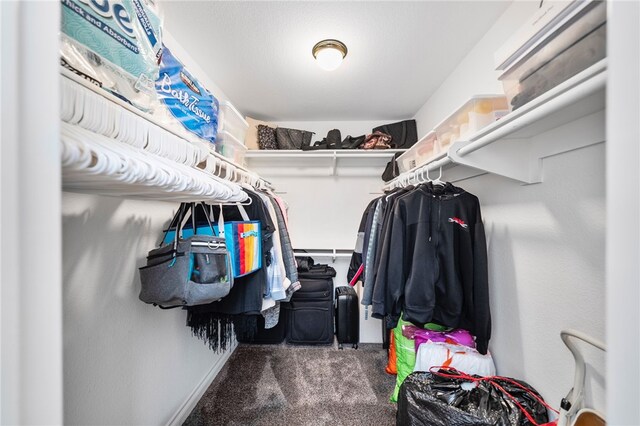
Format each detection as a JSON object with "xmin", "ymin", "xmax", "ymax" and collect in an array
[
  {"xmin": 267, "ymin": 194, "xmax": 300, "ymax": 298},
  {"xmin": 347, "ymin": 198, "xmax": 378, "ymax": 283},
  {"xmin": 185, "ymin": 186, "xmax": 303, "ymax": 350},
  {"xmin": 352, "ymin": 182, "xmax": 491, "ymax": 355}
]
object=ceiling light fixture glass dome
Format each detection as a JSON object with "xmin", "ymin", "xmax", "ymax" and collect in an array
[{"xmin": 312, "ymin": 39, "xmax": 348, "ymax": 71}]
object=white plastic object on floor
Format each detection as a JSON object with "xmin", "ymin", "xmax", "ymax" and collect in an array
[
  {"xmin": 219, "ymin": 101, "xmax": 249, "ymax": 144},
  {"xmin": 556, "ymin": 329, "xmax": 606, "ymax": 426},
  {"xmin": 413, "ymin": 342, "xmax": 496, "ymax": 377}
]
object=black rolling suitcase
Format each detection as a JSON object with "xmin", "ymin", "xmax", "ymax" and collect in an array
[
  {"xmin": 335, "ymin": 286, "xmax": 359, "ymax": 349},
  {"xmin": 285, "ymin": 264, "xmax": 335, "ymax": 345}
]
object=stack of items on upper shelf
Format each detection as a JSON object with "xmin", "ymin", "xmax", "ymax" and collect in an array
[
  {"xmin": 496, "ymin": 0, "xmax": 606, "ymax": 111},
  {"xmin": 216, "ymin": 101, "xmax": 249, "ymax": 164},
  {"xmin": 244, "ymin": 118, "xmax": 419, "ymax": 152},
  {"xmin": 60, "ymin": 0, "xmax": 251, "ymax": 166},
  {"xmin": 395, "ymin": 96, "xmax": 509, "ymax": 177},
  {"xmin": 392, "ymin": 0, "xmax": 607, "ymax": 181}
]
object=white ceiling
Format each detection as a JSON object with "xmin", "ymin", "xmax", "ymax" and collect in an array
[{"xmin": 162, "ymin": 1, "xmax": 511, "ymax": 121}]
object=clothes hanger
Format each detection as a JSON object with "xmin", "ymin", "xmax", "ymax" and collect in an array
[
  {"xmin": 432, "ymin": 167, "xmax": 445, "ymax": 187},
  {"xmin": 417, "ymin": 166, "xmax": 429, "ymax": 184}
]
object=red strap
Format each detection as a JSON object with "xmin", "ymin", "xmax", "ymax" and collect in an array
[
  {"xmin": 428, "ymin": 366, "xmax": 559, "ymax": 426},
  {"xmin": 349, "ymin": 264, "xmax": 364, "ymax": 287}
]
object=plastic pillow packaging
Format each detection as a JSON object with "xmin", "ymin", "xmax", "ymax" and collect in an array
[
  {"xmin": 414, "ymin": 341, "xmax": 496, "ymax": 377},
  {"xmin": 60, "ymin": 0, "xmax": 163, "ymax": 112},
  {"xmin": 155, "ymin": 45, "xmax": 219, "ymax": 144}
]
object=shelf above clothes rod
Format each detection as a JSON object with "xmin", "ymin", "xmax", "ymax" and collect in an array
[
  {"xmin": 246, "ymin": 149, "xmax": 405, "ymax": 177},
  {"xmin": 384, "ymin": 59, "xmax": 607, "ymax": 189},
  {"xmin": 60, "ymin": 72, "xmax": 274, "ymax": 202}
]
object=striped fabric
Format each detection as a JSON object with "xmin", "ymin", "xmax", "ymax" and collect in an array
[
  {"xmin": 164, "ymin": 221, "xmax": 262, "ymax": 278},
  {"xmin": 229, "ymin": 221, "xmax": 262, "ymax": 278}
]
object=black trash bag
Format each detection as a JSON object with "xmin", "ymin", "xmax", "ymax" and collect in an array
[{"xmin": 397, "ymin": 370, "xmax": 550, "ymax": 426}]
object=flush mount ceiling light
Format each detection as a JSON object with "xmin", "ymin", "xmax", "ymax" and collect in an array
[{"xmin": 312, "ymin": 39, "xmax": 348, "ymax": 71}]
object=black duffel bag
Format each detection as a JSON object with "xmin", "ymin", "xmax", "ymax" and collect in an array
[
  {"xmin": 373, "ymin": 119, "xmax": 418, "ymax": 149},
  {"xmin": 275, "ymin": 127, "xmax": 314, "ymax": 150},
  {"xmin": 381, "ymin": 152, "xmax": 402, "ymax": 182}
]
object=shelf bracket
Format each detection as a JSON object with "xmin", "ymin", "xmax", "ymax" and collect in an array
[
  {"xmin": 331, "ymin": 152, "xmax": 337, "ymax": 176},
  {"xmin": 448, "ymin": 139, "xmax": 543, "ymax": 184},
  {"xmin": 447, "ymin": 106, "xmax": 605, "ymax": 185}
]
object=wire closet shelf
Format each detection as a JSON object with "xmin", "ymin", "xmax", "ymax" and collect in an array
[{"xmin": 60, "ymin": 71, "xmax": 273, "ymax": 203}]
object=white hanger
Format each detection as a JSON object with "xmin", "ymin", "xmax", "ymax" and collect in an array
[{"xmin": 432, "ymin": 166, "xmax": 445, "ymax": 186}]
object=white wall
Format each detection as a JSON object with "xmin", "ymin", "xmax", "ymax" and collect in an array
[
  {"xmin": 606, "ymin": 1, "xmax": 640, "ymax": 423},
  {"xmin": 412, "ymin": 0, "xmax": 539, "ymax": 136},
  {"xmin": 1, "ymin": 2, "xmax": 63, "ymax": 424},
  {"xmin": 463, "ymin": 143, "xmax": 606, "ymax": 413},
  {"xmin": 62, "ymin": 193, "xmax": 234, "ymax": 425},
  {"xmin": 411, "ymin": 0, "xmax": 606, "ymax": 414}
]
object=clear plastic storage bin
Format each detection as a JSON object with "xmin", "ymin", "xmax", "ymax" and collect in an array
[
  {"xmin": 497, "ymin": 0, "xmax": 606, "ymax": 111},
  {"xmin": 398, "ymin": 132, "xmax": 440, "ymax": 173},
  {"xmin": 218, "ymin": 101, "xmax": 249, "ymax": 144},
  {"xmin": 396, "ymin": 96, "xmax": 507, "ymax": 173},
  {"xmin": 434, "ymin": 96, "xmax": 509, "ymax": 147},
  {"xmin": 215, "ymin": 130, "xmax": 247, "ymax": 165}
]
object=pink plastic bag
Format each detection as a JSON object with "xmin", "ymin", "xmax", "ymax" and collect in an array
[{"xmin": 402, "ymin": 326, "xmax": 476, "ymax": 350}]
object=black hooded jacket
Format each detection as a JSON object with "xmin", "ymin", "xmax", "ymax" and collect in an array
[{"xmin": 372, "ymin": 182, "xmax": 491, "ymax": 354}]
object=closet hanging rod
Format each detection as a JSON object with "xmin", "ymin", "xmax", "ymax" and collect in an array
[
  {"xmin": 60, "ymin": 70, "xmax": 273, "ymax": 189},
  {"xmin": 293, "ymin": 249, "xmax": 353, "ymax": 263},
  {"xmin": 61, "ymin": 123, "xmax": 250, "ymax": 203},
  {"xmin": 245, "ymin": 150, "xmax": 405, "ymax": 158}
]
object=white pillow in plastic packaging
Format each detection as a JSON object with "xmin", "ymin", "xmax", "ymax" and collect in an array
[
  {"xmin": 60, "ymin": 0, "xmax": 163, "ymax": 112},
  {"xmin": 414, "ymin": 341, "xmax": 497, "ymax": 377}
]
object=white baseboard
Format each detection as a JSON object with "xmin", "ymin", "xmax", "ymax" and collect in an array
[{"xmin": 166, "ymin": 343, "xmax": 237, "ymax": 426}]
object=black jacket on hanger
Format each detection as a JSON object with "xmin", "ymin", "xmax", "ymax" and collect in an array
[
  {"xmin": 347, "ymin": 198, "xmax": 379, "ymax": 283},
  {"xmin": 372, "ymin": 182, "xmax": 491, "ymax": 354}
]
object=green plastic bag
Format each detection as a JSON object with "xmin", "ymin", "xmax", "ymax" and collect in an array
[
  {"xmin": 391, "ymin": 318, "xmax": 416, "ymax": 402},
  {"xmin": 391, "ymin": 319, "xmax": 449, "ymax": 402}
]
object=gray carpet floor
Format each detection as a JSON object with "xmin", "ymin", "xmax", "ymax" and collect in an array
[{"xmin": 184, "ymin": 343, "xmax": 397, "ymax": 426}]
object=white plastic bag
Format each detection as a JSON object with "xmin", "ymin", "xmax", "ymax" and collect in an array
[{"xmin": 414, "ymin": 341, "xmax": 496, "ymax": 377}]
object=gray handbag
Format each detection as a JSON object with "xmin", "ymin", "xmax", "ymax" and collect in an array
[
  {"xmin": 275, "ymin": 127, "xmax": 314, "ymax": 150},
  {"xmin": 139, "ymin": 204, "xmax": 233, "ymax": 308}
]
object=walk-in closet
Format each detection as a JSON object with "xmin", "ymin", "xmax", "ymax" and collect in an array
[{"xmin": 1, "ymin": 1, "xmax": 638, "ymax": 425}]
